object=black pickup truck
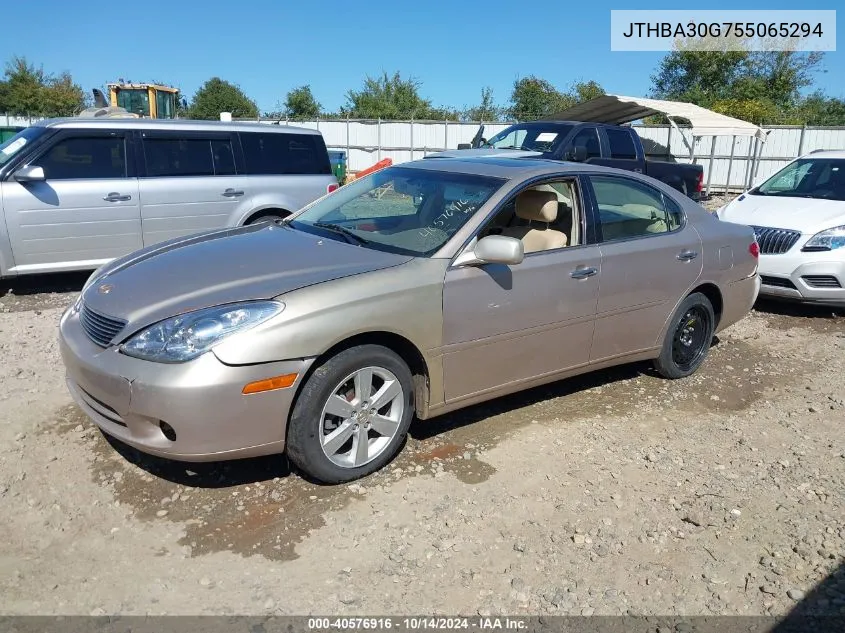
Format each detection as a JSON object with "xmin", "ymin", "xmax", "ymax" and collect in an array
[{"xmin": 450, "ymin": 121, "xmax": 705, "ymax": 201}]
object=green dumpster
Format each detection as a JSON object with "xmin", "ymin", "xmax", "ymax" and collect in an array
[
  {"xmin": 327, "ymin": 150, "xmax": 347, "ymax": 184},
  {"xmin": 0, "ymin": 127, "xmax": 25, "ymax": 143}
]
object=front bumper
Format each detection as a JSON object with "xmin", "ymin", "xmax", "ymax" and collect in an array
[
  {"xmin": 59, "ymin": 306, "xmax": 313, "ymax": 462},
  {"xmin": 757, "ymin": 252, "xmax": 845, "ymax": 306}
]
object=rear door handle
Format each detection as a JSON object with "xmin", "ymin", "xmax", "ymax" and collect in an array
[
  {"xmin": 103, "ymin": 192, "xmax": 131, "ymax": 202},
  {"xmin": 677, "ymin": 250, "xmax": 699, "ymax": 261},
  {"xmin": 222, "ymin": 188, "xmax": 245, "ymax": 197},
  {"xmin": 570, "ymin": 266, "xmax": 598, "ymax": 279}
]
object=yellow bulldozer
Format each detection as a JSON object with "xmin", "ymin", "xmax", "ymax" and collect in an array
[{"xmin": 79, "ymin": 81, "xmax": 182, "ymax": 119}]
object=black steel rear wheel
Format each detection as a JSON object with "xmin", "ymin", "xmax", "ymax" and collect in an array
[{"xmin": 654, "ymin": 293, "xmax": 715, "ymax": 379}]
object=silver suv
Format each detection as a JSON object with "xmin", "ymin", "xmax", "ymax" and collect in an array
[{"xmin": 0, "ymin": 118, "xmax": 337, "ymax": 279}]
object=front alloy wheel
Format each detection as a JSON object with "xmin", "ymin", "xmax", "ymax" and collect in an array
[
  {"xmin": 286, "ymin": 345, "xmax": 414, "ymax": 483},
  {"xmin": 319, "ymin": 367, "xmax": 405, "ymax": 468}
]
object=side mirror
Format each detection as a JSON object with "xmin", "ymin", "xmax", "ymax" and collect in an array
[
  {"xmin": 455, "ymin": 235, "xmax": 524, "ymax": 267},
  {"xmin": 565, "ymin": 145, "xmax": 588, "ymax": 162},
  {"xmin": 14, "ymin": 165, "xmax": 46, "ymax": 182},
  {"xmin": 457, "ymin": 143, "xmax": 472, "ymax": 150}
]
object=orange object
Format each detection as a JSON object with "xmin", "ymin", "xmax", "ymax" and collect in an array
[
  {"xmin": 242, "ymin": 373, "xmax": 298, "ymax": 395},
  {"xmin": 354, "ymin": 158, "xmax": 392, "ymax": 180}
]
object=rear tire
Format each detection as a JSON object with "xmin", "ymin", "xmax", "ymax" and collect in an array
[
  {"xmin": 286, "ymin": 345, "xmax": 414, "ymax": 484},
  {"xmin": 653, "ymin": 292, "xmax": 715, "ymax": 379}
]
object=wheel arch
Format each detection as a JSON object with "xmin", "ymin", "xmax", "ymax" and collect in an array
[
  {"xmin": 242, "ymin": 207, "xmax": 292, "ymax": 225},
  {"xmin": 655, "ymin": 281, "xmax": 724, "ymax": 350},
  {"xmin": 288, "ymin": 330, "xmax": 431, "ymax": 428}
]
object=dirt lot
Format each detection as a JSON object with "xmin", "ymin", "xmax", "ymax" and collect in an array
[{"xmin": 1, "ymin": 268, "xmax": 845, "ymax": 617}]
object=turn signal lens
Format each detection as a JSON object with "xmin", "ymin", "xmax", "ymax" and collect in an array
[{"xmin": 242, "ymin": 373, "xmax": 298, "ymax": 395}]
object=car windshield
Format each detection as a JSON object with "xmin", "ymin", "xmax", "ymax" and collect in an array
[
  {"xmin": 753, "ymin": 157, "xmax": 845, "ymax": 201},
  {"xmin": 0, "ymin": 126, "xmax": 44, "ymax": 166},
  {"xmin": 483, "ymin": 124, "xmax": 573, "ymax": 153},
  {"xmin": 289, "ymin": 166, "xmax": 504, "ymax": 256}
]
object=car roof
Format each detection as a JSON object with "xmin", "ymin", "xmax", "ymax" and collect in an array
[
  {"xmin": 33, "ymin": 118, "xmax": 321, "ymax": 135},
  {"xmin": 396, "ymin": 155, "xmax": 633, "ymax": 179},
  {"xmin": 801, "ymin": 150, "xmax": 845, "ymax": 159}
]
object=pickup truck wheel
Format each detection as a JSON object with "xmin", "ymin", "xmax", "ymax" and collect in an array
[
  {"xmin": 654, "ymin": 293, "xmax": 715, "ymax": 379},
  {"xmin": 286, "ymin": 345, "xmax": 414, "ymax": 484}
]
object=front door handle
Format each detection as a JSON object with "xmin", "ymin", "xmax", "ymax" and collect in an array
[
  {"xmin": 103, "ymin": 192, "xmax": 131, "ymax": 202},
  {"xmin": 570, "ymin": 266, "xmax": 598, "ymax": 279},
  {"xmin": 677, "ymin": 250, "xmax": 699, "ymax": 261},
  {"xmin": 222, "ymin": 188, "xmax": 245, "ymax": 197}
]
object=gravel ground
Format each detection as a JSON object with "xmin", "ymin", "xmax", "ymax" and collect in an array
[{"xmin": 1, "ymin": 266, "xmax": 844, "ymax": 617}]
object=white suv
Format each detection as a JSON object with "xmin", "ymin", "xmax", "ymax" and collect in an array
[{"xmin": 716, "ymin": 150, "xmax": 845, "ymax": 307}]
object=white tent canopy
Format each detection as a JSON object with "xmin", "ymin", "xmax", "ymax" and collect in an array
[{"xmin": 544, "ymin": 94, "xmax": 768, "ymax": 142}]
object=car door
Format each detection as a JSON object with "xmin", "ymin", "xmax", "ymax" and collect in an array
[
  {"xmin": 138, "ymin": 130, "xmax": 250, "ymax": 246},
  {"xmin": 441, "ymin": 178, "xmax": 602, "ymax": 402},
  {"xmin": 583, "ymin": 174, "xmax": 703, "ymax": 362},
  {"xmin": 0, "ymin": 129, "xmax": 141, "ymax": 274},
  {"xmin": 591, "ymin": 127, "xmax": 643, "ymax": 173}
]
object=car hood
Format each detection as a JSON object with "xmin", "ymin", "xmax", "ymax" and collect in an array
[
  {"xmin": 426, "ymin": 148, "xmax": 543, "ymax": 159},
  {"xmin": 719, "ymin": 193, "xmax": 845, "ymax": 234},
  {"xmin": 80, "ymin": 223, "xmax": 413, "ymax": 330}
]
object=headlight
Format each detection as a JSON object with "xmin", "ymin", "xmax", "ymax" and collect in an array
[
  {"xmin": 121, "ymin": 301, "xmax": 284, "ymax": 363},
  {"xmin": 803, "ymin": 225, "xmax": 845, "ymax": 251}
]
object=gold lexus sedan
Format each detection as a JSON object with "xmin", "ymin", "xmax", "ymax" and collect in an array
[{"xmin": 59, "ymin": 156, "xmax": 761, "ymax": 483}]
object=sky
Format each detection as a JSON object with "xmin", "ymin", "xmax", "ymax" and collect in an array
[{"xmin": 1, "ymin": 0, "xmax": 842, "ymax": 115}]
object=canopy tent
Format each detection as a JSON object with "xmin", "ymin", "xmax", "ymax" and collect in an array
[
  {"xmin": 544, "ymin": 94, "xmax": 770, "ymax": 195},
  {"xmin": 543, "ymin": 94, "xmax": 768, "ymax": 142}
]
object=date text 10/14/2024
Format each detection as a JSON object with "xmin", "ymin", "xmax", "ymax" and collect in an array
[{"xmin": 307, "ymin": 617, "xmax": 528, "ymax": 630}]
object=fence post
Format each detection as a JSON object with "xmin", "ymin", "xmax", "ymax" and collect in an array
[
  {"xmin": 724, "ymin": 135, "xmax": 736, "ymax": 196},
  {"xmin": 443, "ymin": 120, "xmax": 448, "ymax": 153},
  {"xmin": 410, "ymin": 116, "xmax": 414, "ymax": 161},
  {"xmin": 666, "ymin": 125, "xmax": 673, "ymax": 159},
  {"xmin": 752, "ymin": 137, "xmax": 764, "ymax": 182},
  {"xmin": 747, "ymin": 136, "xmax": 761, "ymax": 188},
  {"xmin": 377, "ymin": 118, "xmax": 382, "ymax": 162},
  {"xmin": 705, "ymin": 136, "xmax": 717, "ymax": 197},
  {"xmin": 798, "ymin": 124, "xmax": 806, "ymax": 156},
  {"xmin": 744, "ymin": 136, "xmax": 756, "ymax": 189}
]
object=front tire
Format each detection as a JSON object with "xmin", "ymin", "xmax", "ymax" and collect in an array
[
  {"xmin": 286, "ymin": 345, "xmax": 414, "ymax": 483},
  {"xmin": 653, "ymin": 292, "xmax": 715, "ymax": 379}
]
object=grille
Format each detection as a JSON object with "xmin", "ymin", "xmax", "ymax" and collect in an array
[
  {"xmin": 750, "ymin": 226, "xmax": 801, "ymax": 255},
  {"xmin": 79, "ymin": 303, "xmax": 126, "ymax": 347},
  {"xmin": 760, "ymin": 275, "xmax": 796, "ymax": 289},
  {"xmin": 802, "ymin": 275, "xmax": 842, "ymax": 289}
]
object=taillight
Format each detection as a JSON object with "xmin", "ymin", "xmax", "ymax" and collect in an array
[
  {"xmin": 696, "ymin": 171, "xmax": 704, "ymax": 192},
  {"xmin": 749, "ymin": 242, "xmax": 760, "ymax": 258},
  {"xmin": 327, "ymin": 183, "xmax": 339, "ymax": 194}
]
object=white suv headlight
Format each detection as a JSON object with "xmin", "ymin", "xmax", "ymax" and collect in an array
[
  {"xmin": 803, "ymin": 225, "xmax": 845, "ymax": 251},
  {"xmin": 121, "ymin": 301, "xmax": 284, "ymax": 363}
]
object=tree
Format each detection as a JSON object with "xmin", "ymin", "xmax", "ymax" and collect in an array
[
  {"xmin": 0, "ymin": 56, "xmax": 85, "ymax": 116},
  {"xmin": 464, "ymin": 87, "xmax": 502, "ymax": 121},
  {"xmin": 186, "ymin": 77, "xmax": 258, "ymax": 119},
  {"xmin": 792, "ymin": 92, "xmax": 845, "ymax": 126},
  {"xmin": 284, "ymin": 85, "xmax": 321, "ymax": 119},
  {"xmin": 342, "ymin": 72, "xmax": 453, "ymax": 120},
  {"xmin": 650, "ymin": 39, "xmax": 826, "ymax": 121},
  {"xmin": 508, "ymin": 76, "xmax": 568, "ymax": 120},
  {"xmin": 508, "ymin": 77, "xmax": 605, "ymax": 120}
]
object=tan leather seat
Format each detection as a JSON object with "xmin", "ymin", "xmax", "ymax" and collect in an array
[{"xmin": 501, "ymin": 190, "xmax": 567, "ymax": 253}]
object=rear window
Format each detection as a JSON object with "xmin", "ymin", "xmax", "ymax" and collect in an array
[
  {"xmin": 142, "ymin": 136, "xmax": 237, "ymax": 177},
  {"xmin": 240, "ymin": 132, "xmax": 331, "ymax": 175},
  {"xmin": 606, "ymin": 128, "xmax": 638, "ymax": 160}
]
